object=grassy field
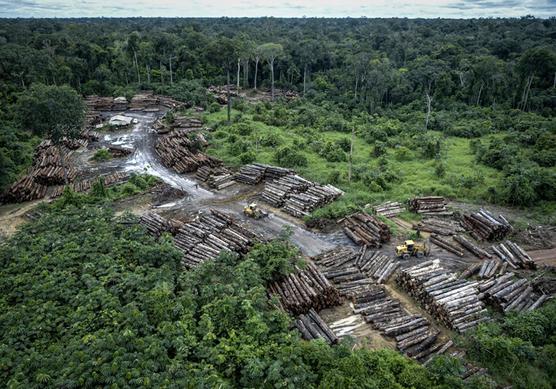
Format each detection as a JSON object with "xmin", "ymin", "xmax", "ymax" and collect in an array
[{"xmin": 203, "ymin": 107, "xmax": 503, "ymax": 216}]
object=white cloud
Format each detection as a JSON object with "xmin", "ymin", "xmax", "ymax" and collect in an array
[{"xmin": 0, "ymin": 0, "xmax": 554, "ymax": 18}]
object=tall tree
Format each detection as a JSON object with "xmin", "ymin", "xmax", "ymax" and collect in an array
[{"xmin": 259, "ymin": 43, "xmax": 283, "ymax": 100}]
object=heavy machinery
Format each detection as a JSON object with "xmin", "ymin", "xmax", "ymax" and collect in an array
[
  {"xmin": 243, "ymin": 203, "xmax": 268, "ymax": 219},
  {"xmin": 395, "ymin": 240, "xmax": 430, "ymax": 259}
]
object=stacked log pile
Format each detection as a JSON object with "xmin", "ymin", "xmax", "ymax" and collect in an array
[
  {"xmin": 282, "ymin": 184, "xmax": 343, "ymax": 218},
  {"xmin": 429, "ymin": 234, "xmax": 465, "ymax": 257},
  {"xmin": 129, "ymin": 93, "xmax": 160, "ymax": 111},
  {"xmin": 353, "ymin": 285, "xmax": 451, "ymax": 361},
  {"xmin": 268, "ymin": 263, "xmax": 341, "ymax": 315},
  {"xmin": 234, "ymin": 163, "xmax": 293, "ymax": 185},
  {"xmin": 312, "ymin": 248, "xmax": 371, "ymax": 297},
  {"xmin": 208, "ymin": 85, "xmax": 239, "ymax": 104},
  {"xmin": 295, "ymin": 309, "xmax": 339, "ymax": 345},
  {"xmin": 259, "ymin": 173, "xmax": 342, "ymax": 217},
  {"xmin": 155, "ymin": 115, "xmax": 204, "ymax": 134},
  {"xmin": 477, "ymin": 259, "xmax": 505, "ymax": 279},
  {"xmin": 156, "ymin": 130, "xmax": 221, "ymax": 173},
  {"xmin": 2, "ymin": 176, "xmax": 48, "ymax": 203},
  {"xmin": 234, "ymin": 164, "xmax": 267, "ymax": 185},
  {"xmin": 358, "ymin": 250, "xmax": 400, "ymax": 284},
  {"xmin": 140, "ymin": 209, "xmax": 259, "ymax": 269},
  {"xmin": 261, "ymin": 174, "xmax": 311, "ymax": 207},
  {"xmin": 478, "ymin": 273, "xmax": 549, "ymax": 313},
  {"xmin": 2, "ymin": 140, "xmax": 83, "ymax": 203},
  {"xmin": 373, "ymin": 201, "xmax": 404, "ymax": 218},
  {"xmin": 491, "ymin": 240, "xmax": 535, "ymax": 269},
  {"xmin": 49, "ymin": 171, "xmax": 130, "ymax": 198},
  {"xmin": 196, "ymin": 166, "xmax": 235, "ymax": 190},
  {"xmin": 409, "ymin": 197, "xmax": 451, "ymax": 216},
  {"xmin": 157, "ymin": 95, "xmax": 188, "ymax": 109},
  {"xmin": 85, "ymin": 94, "xmax": 186, "ymax": 112},
  {"xmin": 341, "ymin": 212, "xmax": 391, "ymax": 247},
  {"xmin": 461, "ymin": 209, "xmax": 512, "ymax": 241},
  {"xmin": 140, "ymin": 212, "xmax": 172, "ymax": 237},
  {"xmin": 397, "ymin": 260, "xmax": 489, "ymax": 332},
  {"xmin": 174, "ymin": 210, "xmax": 259, "ymax": 268},
  {"xmin": 413, "ymin": 218, "xmax": 464, "ymax": 236},
  {"xmin": 453, "ymin": 235, "xmax": 492, "ymax": 259},
  {"xmin": 313, "ymin": 247, "xmax": 398, "ymax": 291},
  {"xmin": 85, "ymin": 95, "xmax": 114, "ymax": 111},
  {"xmin": 313, "ymin": 248, "xmax": 452, "ymax": 362}
]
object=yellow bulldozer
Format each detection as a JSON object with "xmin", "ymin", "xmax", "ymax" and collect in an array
[
  {"xmin": 243, "ymin": 203, "xmax": 269, "ymax": 220},
  {"xmin": 395, "ymin": 240, "xmax": 430, "ymax": 259}
]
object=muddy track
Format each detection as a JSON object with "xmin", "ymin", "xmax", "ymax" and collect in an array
[{"xmin": 93, "ymin": 111, "xmax": 353, "ymax": 256}]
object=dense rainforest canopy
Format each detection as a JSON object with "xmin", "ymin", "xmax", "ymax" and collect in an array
[
  {"xmin": 0, "ymin": 17, "xmax": 555, "ymax": 113},
  {"xmin": 0, "ymin": 17, "xmax": 556, "ymax": 388}
]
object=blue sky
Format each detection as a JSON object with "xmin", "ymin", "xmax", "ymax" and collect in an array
[{"xmin": 0, "ymin": 0, "xmax": 555, "ymax": 18}]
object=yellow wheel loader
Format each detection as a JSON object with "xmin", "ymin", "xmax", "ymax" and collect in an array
[
  {"xmin": 243, "ymin": 203, "xmax": 268, "ymax": 220},
  {"xmin": 395, "ymin": 240, "xmax": 430, "ymax": 260}
]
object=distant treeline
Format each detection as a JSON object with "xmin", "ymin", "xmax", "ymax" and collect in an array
[{"xmin": 0, "ymin": 17, "xmax": 555, "ymax": 114}]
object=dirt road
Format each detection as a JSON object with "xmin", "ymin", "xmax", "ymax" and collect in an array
[{"xmin": 91, "ymin": 111, "xmax": 352, "ymax": 256}]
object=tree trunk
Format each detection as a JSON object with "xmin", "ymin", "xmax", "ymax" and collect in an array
[
  {"xmin": 237, "ymin": 58, "xmax": 241, "ymax": 93},
  {"xmin": 243, "ymin": 59, "xmax": 249, "ymax": 88},
  {"xmin": 425, "ymin": 90, "xmax": 432, "ymax": 130},
  {"xmin": 254, "ymin": 57, "xmax": 259, "ymax": 90},
  {"xmin": 160, "ymin": 60, "xmax": 164, "ymax": 84},
  {"xmin": 146, "ymin": 64, "xmax": 151, "ymax": 84},
  {"xmin": 134, "ymin": 50, "xmax": 140, "ymax": 84},
  {"xmin": 270, "ymin": 58, "xmax": 275, "ymax": 100},
  {"xmin": 476, "ymin": 83, "xmax": 483, "ymax": 106},
  {"xmin": 227, "ymin": 69, "xmax": 231, "ymax": 123},
  {"xmin": 523, "ymin": 74, "xmax": 533, "ymax": 111},
  {"xmin": 354, "ymin": 74, "xmax": 358, "ymax": 100},
  {"xmin": 348, "ymin": 126, "xmax": 354, "ymax": 183},
  {"xmin": 169, "ymin": 56, "xmax": 173, "ymax": 85},
  {"xmin": 303, "ymin": 64, "xmax": 307, "ymax": 96}
]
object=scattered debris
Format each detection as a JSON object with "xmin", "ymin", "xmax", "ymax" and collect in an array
[
  {"xmin": 413, "ymin": 218, "xmax": 464, "ymax": 236},
  {"xmin": 453, "ymin": 235, "xmax": 492, "ymax": 259},
  {"xmin": 429, "ymin": 234, "xmax": 465, "ymax": 257}
]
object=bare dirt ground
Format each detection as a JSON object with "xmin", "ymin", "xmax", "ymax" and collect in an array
[
  {"xmin": 0, "ymin": 200, "xmax": 42, "ymax": 240},
  {"xmin": 529, "ymin": 248, "xmax": 556, "ymax": 267}
]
